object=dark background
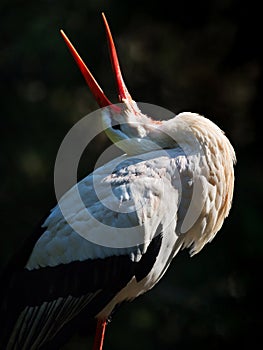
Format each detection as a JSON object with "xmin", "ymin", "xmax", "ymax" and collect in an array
[{"xmin": 1, "ymin": 0, "xmax": 262, "ymax": 349}]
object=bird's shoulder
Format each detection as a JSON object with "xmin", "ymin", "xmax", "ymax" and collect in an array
[{"xmin": 25, "ymin": 149, "xmax": 190, "ymax": 270}]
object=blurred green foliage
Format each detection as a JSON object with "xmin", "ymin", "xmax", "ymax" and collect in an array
[{"xmin": 0, "ymin": 0, "xmax": 262, "ymax": 348}]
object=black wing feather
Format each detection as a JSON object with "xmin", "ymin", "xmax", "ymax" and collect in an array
[{"xmin": 0, "ymin": 224, "xmax": 162, "ymax": 349}]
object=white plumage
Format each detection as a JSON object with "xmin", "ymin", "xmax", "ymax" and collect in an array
[
  {"xmin": 25, "ymin": 103, "xmax": 235, "ymax": 315},
  {"xmin": 0, "ymin": 14, "xmax": 236, "ymax": 350}
]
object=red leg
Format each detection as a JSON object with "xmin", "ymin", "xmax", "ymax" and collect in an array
[{"xmin": 92, "ymin": 319, "xmax": 107, "ymax": 350}]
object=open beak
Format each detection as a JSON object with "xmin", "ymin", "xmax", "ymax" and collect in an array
[{"xmin": 60, "ymin": 13, "xmax": 131, "ymax": 109}]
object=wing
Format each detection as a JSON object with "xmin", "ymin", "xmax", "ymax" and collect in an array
[{"xmin": 0, "ymin": 148, "xmax": 186, "ymax": 350}]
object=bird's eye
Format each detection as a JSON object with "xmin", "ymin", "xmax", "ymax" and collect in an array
[{"xmin": 112, "ymin": 123, "xmax": 122, "ymax": 131}]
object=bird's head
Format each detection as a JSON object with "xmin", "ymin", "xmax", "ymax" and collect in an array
[
  {"xmin": 60, "ymin": 13, "xmax": 177, "ymax": 155},
  {"xmin": 60, "ymin": 13, "xmax": 235, "ymax": 165}
]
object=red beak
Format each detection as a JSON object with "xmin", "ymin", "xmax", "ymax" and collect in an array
[{"xmin": 60, "ymin": 13, "xmax": 131, "ymax": 108}]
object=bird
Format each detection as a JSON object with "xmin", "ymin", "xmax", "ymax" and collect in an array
[{"xmin": 0, "ymin": 13, "xmax": 236, "ymax": 350}]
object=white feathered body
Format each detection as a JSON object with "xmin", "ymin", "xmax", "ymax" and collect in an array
[
  {"xmin": 26, "ymin": 111, "xmax": 235, "ymax": 316},
  {"xmin": 1, "ymin": 109, "xmax": 236, "ymax": 349}
]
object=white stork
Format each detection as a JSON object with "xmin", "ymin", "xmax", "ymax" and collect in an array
[{"xmin": 0, "ymin": 13, "xmax": 236, "ymax": 350}]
